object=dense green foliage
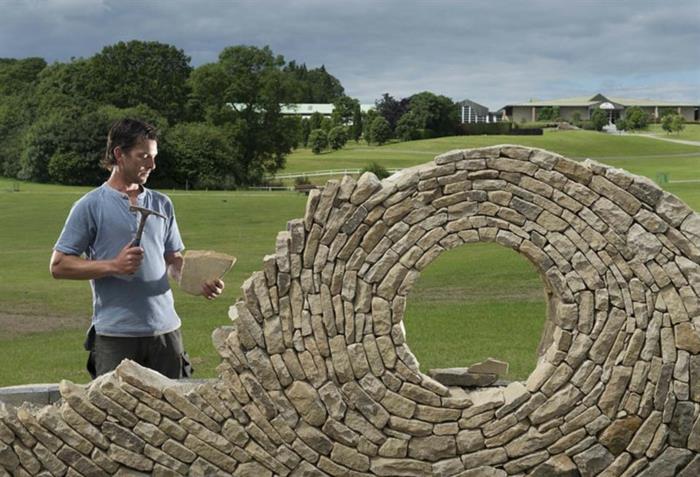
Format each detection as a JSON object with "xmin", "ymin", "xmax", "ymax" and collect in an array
[
  {"xmin": 369, "ymin": 116, "xmax": 392, "ymax": 145},
  {"xmin": 360, "ymin": 161, "xmax": 390, "ymax": 179},
  {"xmin": 375, "ymin": 91, "xmax": 458, "ymax": 142},
  {"xmin": 375, "ymin": 93, "xmax": 409, "ymax": 134},
  {"xmin": 328, "ymin": 126, "xmax": 348, "ymax": 150},
  {"xmin": 661, "ymin": 113, "xmax": 686, "ymax": 134},
  {"xmin": 309, "ymin": 128, "xmax": 328, "ymax": 154},
  {"xmin": 0, "ymin": 42, "xmax": 347, "ymax": 188},
  {"xmin": 590, "ymin": 109, "xmax": 609, "ymax": 131},
  {"xmin": 623, "ymin": 106, "xmax": 650, "ymax": 131},
  {"xmin": 537, "ymin": 106, "xmax": 560, "ymax": 121}
]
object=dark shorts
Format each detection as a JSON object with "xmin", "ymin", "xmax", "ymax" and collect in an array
[{"xmin": 84, "ymin": 327, "xmax": 193, "ymax": 379}]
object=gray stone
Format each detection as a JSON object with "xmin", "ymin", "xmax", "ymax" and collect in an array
[
  {"xmin": 572, "ymin": 443, "xmax": 614, "ymax": 477},
  {"xmin": 428, "ymin": 368, "xmax": 498, "ymax": 387}
]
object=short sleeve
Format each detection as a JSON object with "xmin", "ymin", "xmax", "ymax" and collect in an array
[
  {"xmin": 54, "ymin": 197, "xmax": 96, "ymax": 256},
  {"xmin": 164, "ymin": 200, "xmax": 185, "ymax": 253}
]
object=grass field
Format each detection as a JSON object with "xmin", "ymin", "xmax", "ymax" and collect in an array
[
  {"xmin": 282, "ymin": 129, "xmax": 700, "ymax": 178},
  {"xmin": 1, "ymin": 130, "xmax": 699, "ymax": 386},
  {"xmin": 643, "ymin": 123, "xmax": 700, "ymax": 142}
]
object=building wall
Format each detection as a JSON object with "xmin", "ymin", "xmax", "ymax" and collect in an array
[
  {"xmin": 510, "ymin": 105, "xmax": 590, "ymax": 122},
  {"xmin": 509, "ymin": 104, "xmax": 698, "ymax": 123},
  {"xmin": 558, "ymin": 106, "xmax": 590, "ymax": 121},
  {"xmin": 511, "ymin": 106, "xmax": 535, "ymax": 123}
]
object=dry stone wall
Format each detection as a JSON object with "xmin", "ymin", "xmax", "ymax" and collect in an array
[{"xmin": 2, "ymin": 145, "xmax": 700, "ymax": 476}]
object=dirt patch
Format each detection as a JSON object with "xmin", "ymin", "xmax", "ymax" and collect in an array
[{"xmin": 0, "ymin": 310, "xmax": 89, "ymax": 339}]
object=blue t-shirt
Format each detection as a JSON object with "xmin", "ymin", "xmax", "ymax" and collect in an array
[{"xmin": 54, "ymin": 183, "xmax": 185, "ymax": 336}]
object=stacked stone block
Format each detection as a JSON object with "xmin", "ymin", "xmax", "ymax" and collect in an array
[{"xmin": 1, "ymin": 145, "xmax": 699, "ymax": 476}]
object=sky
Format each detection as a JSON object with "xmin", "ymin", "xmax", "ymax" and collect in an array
[{"xmin": 1, "ymin": 0, "xmax": 698, "ymax": 110}]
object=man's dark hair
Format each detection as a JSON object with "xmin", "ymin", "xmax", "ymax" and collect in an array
[{"xmin": 102, "ymin": 118, "xmax": 159, "ymax": 170}]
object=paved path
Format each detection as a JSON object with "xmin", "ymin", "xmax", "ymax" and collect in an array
[{"xmin": 634, "ymin": 133, "xmax": 700, "ymax": 147}]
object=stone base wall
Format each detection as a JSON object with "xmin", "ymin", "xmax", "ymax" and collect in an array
[{"xmin": 2, "ymin": 145, "xmax": 700, "ymax": 476}]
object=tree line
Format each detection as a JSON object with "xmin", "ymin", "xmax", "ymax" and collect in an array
[
  {"xmin": 0, "ymin": 41, "xmax": 468, "ymax": 187},
  {"xmin": 304, "ymin": 91, "xmax": 461, "ymax": 155},
  {"xmin": 0, "ymin": 42, "xmax": 346, "ymax": 188}
]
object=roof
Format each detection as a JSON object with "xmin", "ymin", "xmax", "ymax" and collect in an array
[
  {"xmin": 502, "ymin": 93, "xmax": 698, "ymax": 109},
  {"xmin": 457, "ymin": 99, "xmax": 490, "ymax": 111},
  {"xmin": 227, "ymin": 103, "xmax": 375, "ymax": 115}
]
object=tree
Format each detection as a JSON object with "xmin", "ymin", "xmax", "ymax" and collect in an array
[
  {"xmin": 161, "ymin": 122, "xmax": 239, "ymax": 189},
  {"xmin": 19, "ymin": 104, "xmax": 167, "ymax": 185},
  {"xmin": 351, "ymin": 104, "xmax": 362, "ymax": 142},
  {"xmin": 331, "ymin": 96, "xmax": 358, "ymax": 126},
  {"xmin": 308, "ymin": 111, "xmax": 323, "ymax": 131},
  {"xmin": 0, "ymin": 57, "xmax": 46, "ymax": 96},
  {"xmin": 301, "ymin": 118, "xmax": 311, "ymax": 147},
  {"xmin": 85, "ymin": 41, "xmax": 192, "ymax": 122},
  {"xmin": 191, "ymin": 45, "xmax": 299, "ymax": 184},
  {"xmin": 403, "ymin": 91, "xmax": 459, "ymax": 137},
  {"xmin": 369, "ymin": 116, "xmax": 391, "ymax": 145},
  {"xmin": 0, "ymin": 58, "xmax": 47, "ymax": 176},
  {"xmin": 661, "ymin": 114, "xmax": 674, "ymax": 134},
  {"xmin": 363, "ymin": 110, "xmax": 378, "ymax": 144},
  {"xmin": 624, "ymin": 106, "xmax": 649, "ymax": 130},
  {"xmin": 671, "ymin": 114, "xmax": 685, "ymax": 134},
  {"xmin": 590, "ymin": 109, "xmax": 609, "ymax": 131},
  {"xmin": 328, "ymin": 126, "xmax": 348, "ymax": 150},
  {"xmin": 375, "ymin": 93, "xmax": 409, "ymax": 134},
  {"xmin": 395, "ymin": 112, "xmax": 421, "ymax": 141},
  {"xmin": 309, "ymin": 129, "xmax": 328, "ymax": 154},
  {"xmin": 283, "ymin": 62, "xmax": 344, "ymax": 102}
]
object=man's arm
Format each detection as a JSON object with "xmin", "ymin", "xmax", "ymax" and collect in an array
[
  {"xmin": 165, "ymin": 251, "xmax": 225, "ymax": 300},
  {"xmin": 165, "ymin": 251, "xmax": 184, "ymax": 283},
  {"xmin": 50, "ymin": 245, "xmax": 144, "ymax": 280}
]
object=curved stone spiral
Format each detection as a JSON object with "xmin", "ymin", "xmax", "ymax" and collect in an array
[{"xmin": 1, "ymin": 145, "xmax": 700, "ymax": 476}]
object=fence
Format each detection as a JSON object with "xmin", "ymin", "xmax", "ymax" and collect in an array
[{"xmin": 266, "ymin": 168, "xmax": 402, "ymax": 181}]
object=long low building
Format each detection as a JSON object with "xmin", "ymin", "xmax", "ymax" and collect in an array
[
  {"xmin": 500, "ymin": 93, "xmax": 699, "ymax": 123},
  {"xmin": 227, "ymin": 102, "xmax": 374, "ymax": 117}
]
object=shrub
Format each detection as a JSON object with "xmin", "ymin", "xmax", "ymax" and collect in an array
[
  {"xmin": 369, "ymin": 116, "xmax": 391, "ymax": 145},
  {"xmin": 571, "ymin": 112, "xmax": 582, "ymax": 127},
  {"xmin": 590, "ymin": 110, "xmax": 609, "ymax": 131},
  {"xmin": 294, "ymin": 175, "xmax": 311, "ymax": 186},
  {"xmin": 662, "ymin": 113, "xmax": 685, "ymax": 135},
  {"xmin": 458, "ymin": 122, "xmax": 512, "ymax": 135},
  {"xmin": 360, "ymin": 161, "xmax": 390, "ymax": 180},
  {"xmin": 328, "ymin": 126, "xmax": 348, "ymax": 150},
  {"xmin": 624, "ymin": 106, "xmax": 650, "ymax": 130},
  {"xmin": 308, "ymin": 128, "xmax": 328, "ymax": 154}
]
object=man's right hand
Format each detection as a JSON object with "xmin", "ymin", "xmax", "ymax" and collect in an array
[{"xmin": 112, "ymin": 244, "xmax": 144, "ymax": 275}]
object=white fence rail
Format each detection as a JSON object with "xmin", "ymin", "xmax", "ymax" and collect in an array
[{"xmin": 268, "ymin": 168, "xmax": 402, "ymax": 180}]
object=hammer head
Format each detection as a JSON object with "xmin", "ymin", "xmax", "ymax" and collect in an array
[
  {"xmin": 129, "ymin": 206, "xmax": 167, "ymax": 247},
  {"xmin": 129, "ymin": 205, "xmax": 167, "ymax": 220}
]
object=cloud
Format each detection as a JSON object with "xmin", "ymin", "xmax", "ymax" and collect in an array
[{"xmin": 0, "ymin": 0, "xmax": 697, "ymax": 107}]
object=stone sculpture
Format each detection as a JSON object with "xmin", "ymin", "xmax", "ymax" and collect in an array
[{"xmin": 1, "ymin": 145, "xmax": 699, "ymax": 476}]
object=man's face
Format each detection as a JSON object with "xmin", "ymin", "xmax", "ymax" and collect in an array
[{"xmin": 116, "ymin": 138, "xmax": 157, "ymax": 185}]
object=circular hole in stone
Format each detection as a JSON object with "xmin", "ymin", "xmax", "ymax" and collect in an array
[{"xmin": 403, "ymin": 242, "xmax": 549, "ymax": 382}]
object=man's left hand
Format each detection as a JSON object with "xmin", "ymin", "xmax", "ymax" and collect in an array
[{"xmin": 202, "ymin": 279, "xmax": 224, "ymax": 300}]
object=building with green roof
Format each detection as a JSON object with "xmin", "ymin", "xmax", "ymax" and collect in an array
[{"xmin": 500, "ymin": 93, "xmax": 698, "ymax": 124}]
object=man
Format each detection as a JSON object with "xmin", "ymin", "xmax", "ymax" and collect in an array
[{"xmin": 50, "ymin": 118, "xmax": 223, "ymax": 379}]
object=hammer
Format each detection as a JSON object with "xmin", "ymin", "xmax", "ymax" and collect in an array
[{"xmin": 129, "ymin": 205, "xmax": 166, "ymax": 247}]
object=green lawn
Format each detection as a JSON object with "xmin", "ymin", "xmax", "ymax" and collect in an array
[
  {"xmin": 282, "ymin": 129, "xmax": 700, "ymax": 178},
  {"xmin": 643, "ymin": 123, "xmax": 700, "ymax": 142},
  {"xmin": 0, "ymin": 130, "xmax": 699, "ymax": 386}
]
